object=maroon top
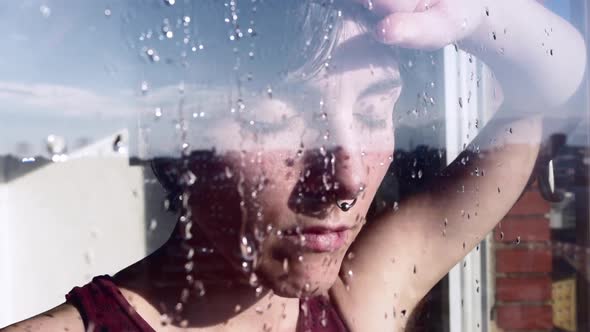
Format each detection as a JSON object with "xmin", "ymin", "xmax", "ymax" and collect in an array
[{"xmin": 66, "ymin": 275, "xmax": 349, "ymax": 332}]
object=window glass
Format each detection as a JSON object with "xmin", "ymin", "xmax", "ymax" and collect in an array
[{"xmin": 0, "ymin": 1, "xmax": 588, "ymax": 331}]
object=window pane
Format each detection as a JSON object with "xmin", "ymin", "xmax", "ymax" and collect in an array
[{"xmin": 0, "ymin": 1, "xmax": 588, "ymax": 331}]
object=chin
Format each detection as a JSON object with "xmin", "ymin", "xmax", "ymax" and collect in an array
[
  {"xmin": 257, "ymin": 257, "xmax": 341, "ymax": 298},
  {"xmin": 265, "ymin": 276, "xmax": 337, "ymax": 298}
]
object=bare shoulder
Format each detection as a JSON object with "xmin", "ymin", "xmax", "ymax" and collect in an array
[{"xmin": 0, "ymin": 303, "xmax": 84, "ymax": 332}]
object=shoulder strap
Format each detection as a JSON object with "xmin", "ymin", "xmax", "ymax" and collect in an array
[
  {"xmin": 297, "ymin": 296, "xmax": 349, "ymax": 332},
  {"xmin": 65, "ymin": 275, "xmax": 155, "ymax": 332}
]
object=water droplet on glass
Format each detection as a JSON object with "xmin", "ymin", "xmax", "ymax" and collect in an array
[
  {"xmin": 185, "ymin": 261, "xmax": 194, "ymax": 273},
  {"xmin": 149, "ymin": 218, "xmax": 158, "ymax": 231},
  {"xmin": 225, "ymin": 166, "xmax": 233, "ymax": 179},
  {"xmin": 40, "ymin": 5, "xmax": 51, "ymax": 18},
  {"xmin": 146, "ymin": 48, "xmax": 160, "ymax": 62},
  {"xmin": 84, "ymin": 249, "xmax": 94, "ymax": 265},
  {"xmin": 164, "ymin": 0, "xmax": 175, "ymax": 5},
  {"xmin": 112, "ymin": 135, "xmax": 126, "ymax": 154},
  {"xmin": 141, "ymin": 81, "xmax": 149, "ymax": 94},
  {"xmin": 104, "ymin": 8, "xmax": 112, "ymax": 16},
  {"xmin": 249, "ymin": 272, "xmax": 259, "ymax": 286},
  {"xmin": 190, "ymin": 280, "xmax": 204, "ymax": 296},
  {"xmin": 46, "ymin": 134, "xmax": 67, "ymax": 156},
  {"xmin": 514, "ymin": 236, "xmax": 521, "ymax": 245},
  {"xmin": 336, "ymin": 199, "xmax": 355, "ymax": 212},
  {"xmin": 240, "ymin": 236, "xmax": 256, "ymax": 261},
  {"xmin": 179, "ymin": 170, "xmax": 197, "ymax": 187},
  {"xmin": 154, "ymin": 107, "xmax": 163, "ymax": 119}
]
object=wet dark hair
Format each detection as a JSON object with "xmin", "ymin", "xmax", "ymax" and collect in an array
[{"xmin": 151, "ymin": 0, "xmax": 422, "ymax": 216}]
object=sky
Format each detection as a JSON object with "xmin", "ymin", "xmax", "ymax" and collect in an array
[
  {"xmin": 0, "ymin": 0, "xmax": 584, "ymax": 158},
  {"xmin": 0, "ymin": 0, "xmax": 318, "ymax": 158}
]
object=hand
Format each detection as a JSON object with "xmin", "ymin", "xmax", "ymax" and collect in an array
[{"xmin": 353, "ymin": 0, "xmax": 485, "ymax": 50}]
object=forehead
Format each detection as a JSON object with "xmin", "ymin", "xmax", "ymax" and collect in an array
[
  {"xmin": 283, "ymin": 18, "xmax": 400, "ymax": 97},
  {"xmin": 138, "ymin": 3, "xmax": 401, "ymax": 158},
  {"xmin": 317, "ymin": 19, "xmax": 400, "ymax": 77},
  {"xmin": 162, "ymin": 3, "xmax": 399, "ymax": 86}
]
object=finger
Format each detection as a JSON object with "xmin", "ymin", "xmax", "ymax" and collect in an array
[{"xmin": 373, "ymin": 7, "xmax": 472, "ymax": 50}]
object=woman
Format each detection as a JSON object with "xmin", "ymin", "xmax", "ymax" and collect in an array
[{"xmin": 2, "ymin": 0, "xmax": 586, "ymax": 331}]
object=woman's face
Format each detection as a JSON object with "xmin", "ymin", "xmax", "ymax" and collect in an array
[{"xmin": 185, "ymin": 19, "xmax": 402, "ymax": 297}]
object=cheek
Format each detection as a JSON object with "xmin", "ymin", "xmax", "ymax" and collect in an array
[
  {"xmin": 362, "ymin": 151, "xmax": 394, "ymax": 189},
  {"xmin": 238, "ymin": 151, "xmax": 297, "ymax": 229},
  {"xmin": 187, "ymin": 151, "xmax": 293, "ymax": 236}
]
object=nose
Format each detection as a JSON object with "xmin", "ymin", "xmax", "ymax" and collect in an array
[
  {"xmin": 320, "ymin": 108, "xmax": 367, "ymax": 201},
  {"xmin": 328, "ymin": 146, "xmax": 366, "ymax": 201},
  {"xmin": 299, "ymin": 133, "xmax": 367, "ymax": 200},
  {"xmin": 288, "ymin": 95, "xmax": 368, "ymax": 216},
  {"xmin": 311, "ymin": 100, "xmax": 369, "ymax": 195},
  {"xmin": 288, "ymin": 144, "xmax": 366, "ymax": 218}
]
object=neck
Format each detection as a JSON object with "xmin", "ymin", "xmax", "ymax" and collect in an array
[{"xmin": 115, "ymin": 225, "xmax": 300, "ymax": 332}]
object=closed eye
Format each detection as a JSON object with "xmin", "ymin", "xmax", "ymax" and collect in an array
[
  {"xmin": 354, "ymin": 78, "xmax": 401, "ymax": 130},
  {"xmin": 238, "ymin": 114, "xmax": 301, "ymax": 134},
  {"xmin": 357, "ymin": 77, "xmax": 402, "ymax": 100},
  {"xmin": 353, "ymin": 104, "xmax": 388, "ymax": 129}
]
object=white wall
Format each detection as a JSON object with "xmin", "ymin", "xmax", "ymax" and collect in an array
[
  {"xmin": 0, "ymin": 184, "xmax": 14, "ymax": 326},
  {"xmin": 444, "ymin": 46, "xmax": 494, "ymax": 332},
  {"xmin": 0, "ymin": 156, "xmax": 146, "ymax": 327}
]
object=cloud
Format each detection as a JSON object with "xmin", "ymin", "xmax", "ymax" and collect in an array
[
  {"xmin": 0, "ymin": 81, "xmax": 136, "ymax": 118},
  {"xmin": 0, "ymin": 79, "xmax": 242, "ymax": 119}
]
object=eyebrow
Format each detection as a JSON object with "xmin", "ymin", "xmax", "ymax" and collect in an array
[
  {"xmin": 357, "ymin": 77, "xmax": 402, "ymax": 99},
  {"xmin": 274, "ymin": 76, "xmax": 401, "ymax": 114}
]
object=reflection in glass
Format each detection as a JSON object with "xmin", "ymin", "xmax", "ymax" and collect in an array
[{"xmin": 0, "ymin": 1, "xmax": 588, "ymax": 332}]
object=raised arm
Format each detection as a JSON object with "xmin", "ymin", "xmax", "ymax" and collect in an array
[{"xmin": 331, "ymin": 1, "xmax": 586, "ymax": 331}]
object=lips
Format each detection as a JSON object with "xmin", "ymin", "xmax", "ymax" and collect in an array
[{"xmin": 282, "ymin": 226, "xmax": 351, "ymax": 253}]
